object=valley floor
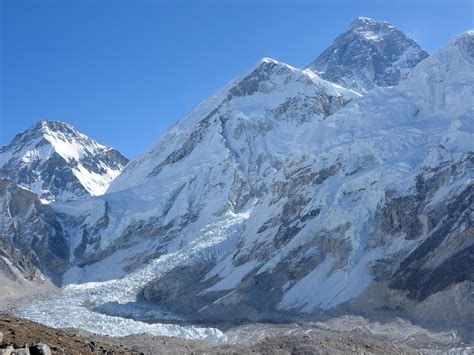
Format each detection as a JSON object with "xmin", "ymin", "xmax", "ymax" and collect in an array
[{"xmin": 1, "ymin": 311, "xmax": 473, "ymax": 354}]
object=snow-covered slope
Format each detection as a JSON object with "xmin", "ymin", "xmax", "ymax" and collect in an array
[
  {"xmin": 0, "ymin": 120, "xmax": 128, "ymax": 202},
  {"xmin": 108, "ymin": 58, "xmax": 360, "ymax": 195},
  {"xmin": 39, "ymin": 30, "xmax": 474, "ymax": 336},
  {"xmin": 306, "ymin": 17, "xmax": 428, "ymax": 93}
]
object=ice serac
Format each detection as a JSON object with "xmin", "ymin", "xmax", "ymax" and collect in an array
[
  {"xmin": 306, "ymin": 16, "xmax": 429, "ymax": 93},
  {"xmin": 0, "ymin": 120, "xmax": 129, "ymax": 202}
]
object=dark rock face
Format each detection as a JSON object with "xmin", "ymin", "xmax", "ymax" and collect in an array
[
  {"xmin": 0, "ymin": 178, "xmax": 70, "ymax": 285},
  {"xmin": 306, "ymin": 17, "xmax": 428, "ymax": 93},
  {"xmin": 385, "ymin": 154, "xmax": 474, "ymax": 301},
  {"xmin": 352, "ymin": 152, "xmax": 474, "ymax": 334},
  {"xmin": 345, "ymin": 154, "xmax": 473, "ymax": 338},
  {"xmin": 229, "ymin": 59, "xmax": 294, "ymax": 97}
]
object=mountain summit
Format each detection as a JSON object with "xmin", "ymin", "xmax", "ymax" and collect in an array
[
  {"xmin": 0, "ymin": 120, "xmax": 128, "ymax": 202},
  {"xmin": 306, "ymin": 16, "xmax": 428, "ymax": 93}
]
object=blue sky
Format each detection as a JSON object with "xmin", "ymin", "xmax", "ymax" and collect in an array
[{"xmin": 1, "ymin": 0, "xmax": 473, "ymax": 158}]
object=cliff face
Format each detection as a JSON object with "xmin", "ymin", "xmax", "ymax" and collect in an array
[{"xmin": 0, "ymin": 178, "xmax": 70, "ymax": 286}]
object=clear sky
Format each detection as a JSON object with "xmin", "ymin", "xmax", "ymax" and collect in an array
[{"xmin": 1, "ymin": 0, "xmax": 473, "ymax": 158}]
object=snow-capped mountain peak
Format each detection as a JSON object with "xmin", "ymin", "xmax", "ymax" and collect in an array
[
  {"xmin": 348, "ymin": 16, "xmax": 396, "ymax": 41},
  {"xmin": 0, "ymin": 119, "xmax": 128, "ymax": 202},
  {"xmin": 25, "ymin": 120, "xmax": 106, "ymax": 162},
  {"xmin": 305, "ymin": 17, "xmax": 429, "ymax": 93},
  {"xmin": 259, "ymin": 57, "xmax": 285, "ymax": 65},
  {"xmin": 349, "ymin": 16, "xmax": 391, "ymax": 28}
]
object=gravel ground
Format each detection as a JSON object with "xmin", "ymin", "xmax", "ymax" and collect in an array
[
  {"xmin": 114, "ymin": 331, "xmax": 415, "ymax": 354},
  {"xmin": 0, "ymin": 311, "xmax": 138, "ymax": 354},
  {"xmin": 1, "ymin": 311, "xmax": 473, "ymax": 354}
]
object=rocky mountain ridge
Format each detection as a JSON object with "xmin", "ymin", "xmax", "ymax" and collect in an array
[{"xmin": 0, "ymin": 120, "xmax": 128, "ymax": 202}]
